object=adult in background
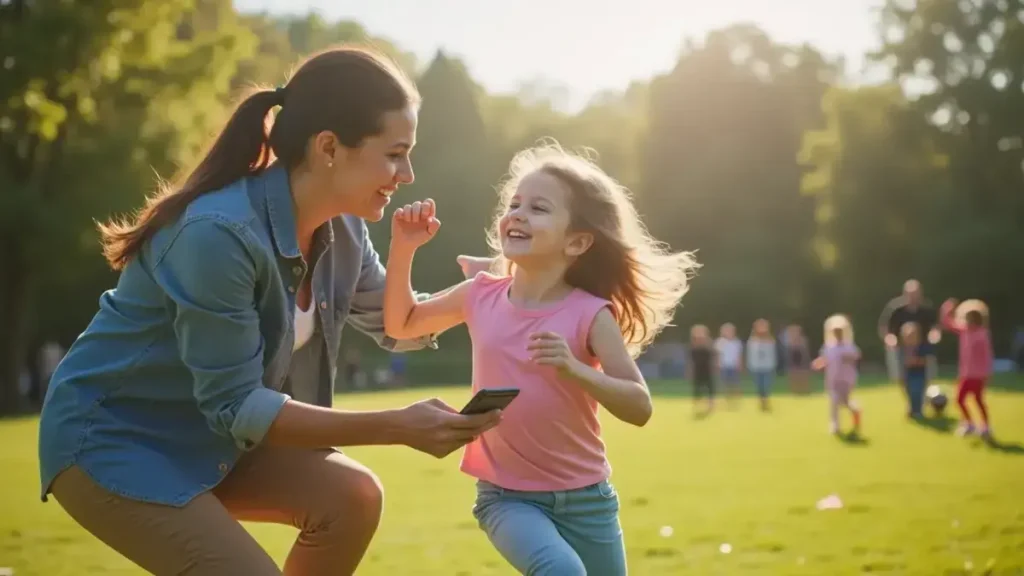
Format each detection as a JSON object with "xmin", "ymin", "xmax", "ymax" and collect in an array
[
  {"xmin": 1013, "ymin": 326, "xmax": 1024, "ymax": 373},
  {"xmin": 878, "ymin": 280, "xmax": 940, "ymax": 408},
  {"xmin": 37, "ymin": 47, "xmax": 500, "ymax": 575}
]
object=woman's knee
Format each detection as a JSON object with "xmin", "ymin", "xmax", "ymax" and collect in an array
[
  {"xmin": 345, "ymin": 465, "xmax": 385, "ymax": 523},
  {"xmin": 307, "ymin": 458, "xmax": 384, "ymax": 533}
]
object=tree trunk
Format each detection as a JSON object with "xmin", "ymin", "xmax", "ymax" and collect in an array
[
  {"xmin": 26, "ymin": 336, "xmax": 42, "ymax": 406},
  {"xmin": 0, "ymin": 235, "xmax": 31, "ymax": 415},
  {"xmin": 0, "ymin": 102, "xmax": 70, "ymax": 415}
]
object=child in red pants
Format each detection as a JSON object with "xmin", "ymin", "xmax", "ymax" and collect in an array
[{"xmin": 939, "ymin": 298, "xmax": 994, "ymax": 438}]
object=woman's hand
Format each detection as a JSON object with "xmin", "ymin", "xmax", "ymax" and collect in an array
[
  {"xmin": 391, "ymin": 199, "xmax": 441, "ymax": 252},
  {"xmin": 394, "ymin": 398, "xmax": 501, "ymax": 458}
]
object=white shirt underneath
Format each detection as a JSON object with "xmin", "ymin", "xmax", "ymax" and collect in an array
[
  {"xmin": 294, "ymin": 300, "xmax": 316, "ymax": 351},
  {"xmin": 715, "ymin": 337, "xmax": 744, "ymax": 368},
  {"xmin": 746, "ymin": 339, "xmax": 777, "ymax": 371}
]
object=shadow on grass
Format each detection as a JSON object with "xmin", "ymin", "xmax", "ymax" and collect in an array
[
  {"xmin": 836, "ymin": 431, "xmax": 870, "ymax": 446},
  {"xmin": 910, "ymin": 414, "xmax": 957, "ymax": 434},
  {"xmin": 692, "ymin": 408, "xmax": 713, "ymax": 421},
  {"xmin": 982, "ymin": 436, "xmax": 1024, "ymax": 455}
]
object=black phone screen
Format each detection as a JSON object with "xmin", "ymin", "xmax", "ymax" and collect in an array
[{"xmin": 460, "ymin": 388, "xmax": 520, "ymax": 415}]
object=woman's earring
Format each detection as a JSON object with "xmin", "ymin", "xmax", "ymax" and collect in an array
[{"xmin": 327, "ymin": 161, "xmax": 334, "ymax": 168}]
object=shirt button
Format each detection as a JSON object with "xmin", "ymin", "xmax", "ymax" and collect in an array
[
  {"xmin": 218, "ymin": 462, "xmax": 228, "ymax": 473},
  {"xmin": 320, "ymin": 301, "xmax": 328, "ymax": 310},
  {"xmin": 292, "ymin": 266, "xmax": 303, "ymax": 276},
  {"xmin": 288, "ymin": 286, "xmax": 296, "ymax": 293}
]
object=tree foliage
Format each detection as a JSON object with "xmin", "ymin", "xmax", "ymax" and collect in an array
[{"xmin": 2, "ymin": 3, "xmax": 1021, "ymax": 410}]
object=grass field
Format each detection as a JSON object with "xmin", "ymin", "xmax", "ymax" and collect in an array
[{"xmin": 2, "ymin": 374, "xmax": 1023, "ymax": 575}]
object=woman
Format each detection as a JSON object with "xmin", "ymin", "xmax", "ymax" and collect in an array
[{"xmin": 38, "ymin": 47, "xmax": 500, "ymax": 575}]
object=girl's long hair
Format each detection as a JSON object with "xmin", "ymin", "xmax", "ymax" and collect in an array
[
  {"xmin": 486, "ymin": 140, "xmax": 700, "ymax": 357},
  {"xmin": 955, "ymin": 299, "xmax": 989, "ymax": 327}
]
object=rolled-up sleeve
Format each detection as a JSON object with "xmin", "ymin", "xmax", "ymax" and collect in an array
[
  {"xmin": 155, "ymin": 217, "xmax": 289, "ymax": 450},
  {"xmin": 346, "ymin": 223, "xmax": 437, "ymax": 353}
]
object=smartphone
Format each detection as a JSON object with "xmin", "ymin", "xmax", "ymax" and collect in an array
[{"xmin": 460, "ymin": 387, "xmax": 520, "ymax": 415}]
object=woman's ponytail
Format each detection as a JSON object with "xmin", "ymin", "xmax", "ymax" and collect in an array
[
  {"xmin": 98, "ymin": 87, "xmax": 283, "ymax": 271},
  {"xmin": 99, "ymin": 46, "xmax": 420, "ymax": 271}
]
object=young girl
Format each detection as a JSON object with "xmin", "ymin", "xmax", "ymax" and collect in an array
[
  {"xmin": 746, "ymin": 318, "xmax": 777, "ymax": 412},
  {"xmin": 715, "ymin": 323, "xmax": 744, "ymax": 407},
  {"xmin": 900, "ymin": 322, "xmax": 932, "ymax": 419},
  {"xmin": 689, "ymin": 324, "xmax": 717, "ymax": 414},
  {"xmin": 786, "ymin": 324, "xmax": 812, "ymax": 394},
  {"xmin": 940, "ymin": 298, "xmax": 994, "ymax": 438},
  {"xmin": 812, "ymin": 315, "xmax": 863, "ymax": 435},
  {"xmin": 382, "ymin": 142, "xmax": 699, "ymax": 575}
]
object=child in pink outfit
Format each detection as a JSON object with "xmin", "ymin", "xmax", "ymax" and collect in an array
[
  {"xmin": 381, "ymin": 143, "xmax": 698, "ymax": 575},
  {"xmin": 940, "ymin": 298, "xmax": 994, "ymax": 438},
  {"xmin": 459, "ymin": 273, "xmax": 612, "ymax": 491},
  {"xmin": 812, "ymin": 315, "xmax": 863, "ymax": 435}
]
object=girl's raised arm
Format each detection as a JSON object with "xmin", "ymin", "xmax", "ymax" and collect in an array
[
  {"xmin": 383, "ymin": 270, "xmax": 472, "ymax": 340},
  {"xmin": 383, "ymin": 199, "xmax": 475, "ymax": 340},
  {"xmin": 940, "ymin": 299, "xmax": 964, "ymax": 334}
]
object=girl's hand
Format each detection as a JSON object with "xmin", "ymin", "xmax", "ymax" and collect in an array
[
  {"xmin": 456, "ymin": 255, "xmax": 496, "ymax": 279},
  {"xmin": 811, "ymin": 357, "xmax": 826, "ymax": 371},
  {"xmin": 528, "ymin": 332, "xmax": 586, "ymax": 379},
  {"xmin": 391, "ymin": 199, "xmax": 441, "ymax": 251}
]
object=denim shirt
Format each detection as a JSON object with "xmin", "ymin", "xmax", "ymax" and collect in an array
[{"xmin": 38, "ymin": 165, "xmax": 435, "ymax": 506}]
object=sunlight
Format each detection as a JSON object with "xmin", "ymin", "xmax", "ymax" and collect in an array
[{"xmin": 235, "ymin": 0, "xmax": 881, "ymax": 110}]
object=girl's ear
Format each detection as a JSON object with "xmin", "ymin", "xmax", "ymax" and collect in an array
[{"xmin": 564, "ymin": 231, "xmax": 594, "ymax": 258}]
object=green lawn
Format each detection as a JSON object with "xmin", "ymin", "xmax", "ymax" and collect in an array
[{"xmin": 2, "ymin": 375, "xmax": 1023, "ymax": 575}]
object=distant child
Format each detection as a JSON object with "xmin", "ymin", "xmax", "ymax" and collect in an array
[
  {"xmin": 382, "ymin": 141, "xmax": 699, "ymax": 575},
  {"xmin": 715, "ymin": 323, "xmax": 744, "ymax": 406},
  {"xmin": 900, "ymin": 322, "xmax": 932, "ymax": 419},
  {"xmin": 940, "ymin": 298, "xmax": 994, "ymax": 438},
  {"xmin": 812, "ymin": 315, "xmax": 863, "ymax": 435},
  {"xmin": 786, "ymin": 324, "xmax": 811, "ymax": 394},
  {"xmin": 746, "ymin": 318, "xmax": 777, "ymax": 411},
  {"xmin": 688, "ymin": 324, "xmax": 717, "ymax": 413}
]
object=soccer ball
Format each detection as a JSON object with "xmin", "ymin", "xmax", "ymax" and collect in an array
[{"xmin": 926, "ymin": 384, "xmax": 948, "ymax": 415}]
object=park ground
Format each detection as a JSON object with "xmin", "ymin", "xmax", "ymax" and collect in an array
[{"xmin": 1, "ymin": 374, "xmax": 1023, "ymax": 575}]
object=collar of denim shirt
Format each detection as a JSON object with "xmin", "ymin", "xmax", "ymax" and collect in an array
[{"xmin": 258, "ymin": 163, "xmax": 336, "ymax": 260}]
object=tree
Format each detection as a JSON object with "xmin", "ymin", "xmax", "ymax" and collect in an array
[
  {"xmin": 640, "ymin": 25, "xmax": 838, "ymax": 337},
  {"xmin": 234, "ymin": 13, "xmax": 420, "ymax": 88},
  {"xmin": 798, "ymin": 85, "xmax": 952, "ymax": 342},
  {"xmin": 876, "ymin": 0, "xmax": 1024, "ymax": 351},
  {"xmin": 0, "ymin": 0, "xmax": 255, "ymax": 413},
  {"xmin": 554, "ymin": 81, "xmax": 649, "ymax": 195},
  {"xmin": 375, "ymin": 51, "xmax": 495, "ymax": 292},
  {"xmin": 877, "ymin": 0, "xmax": 1024, "ymax": 214}
]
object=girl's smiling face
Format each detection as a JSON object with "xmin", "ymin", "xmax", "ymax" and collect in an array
[{"xmin": 499, "ymin": 170, "xmax": 584, "ymax": 265}]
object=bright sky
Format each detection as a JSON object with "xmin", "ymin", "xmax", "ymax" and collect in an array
[{"xmin": 234, "ymin": 0, "xmax": 886, "ymax": 111}]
